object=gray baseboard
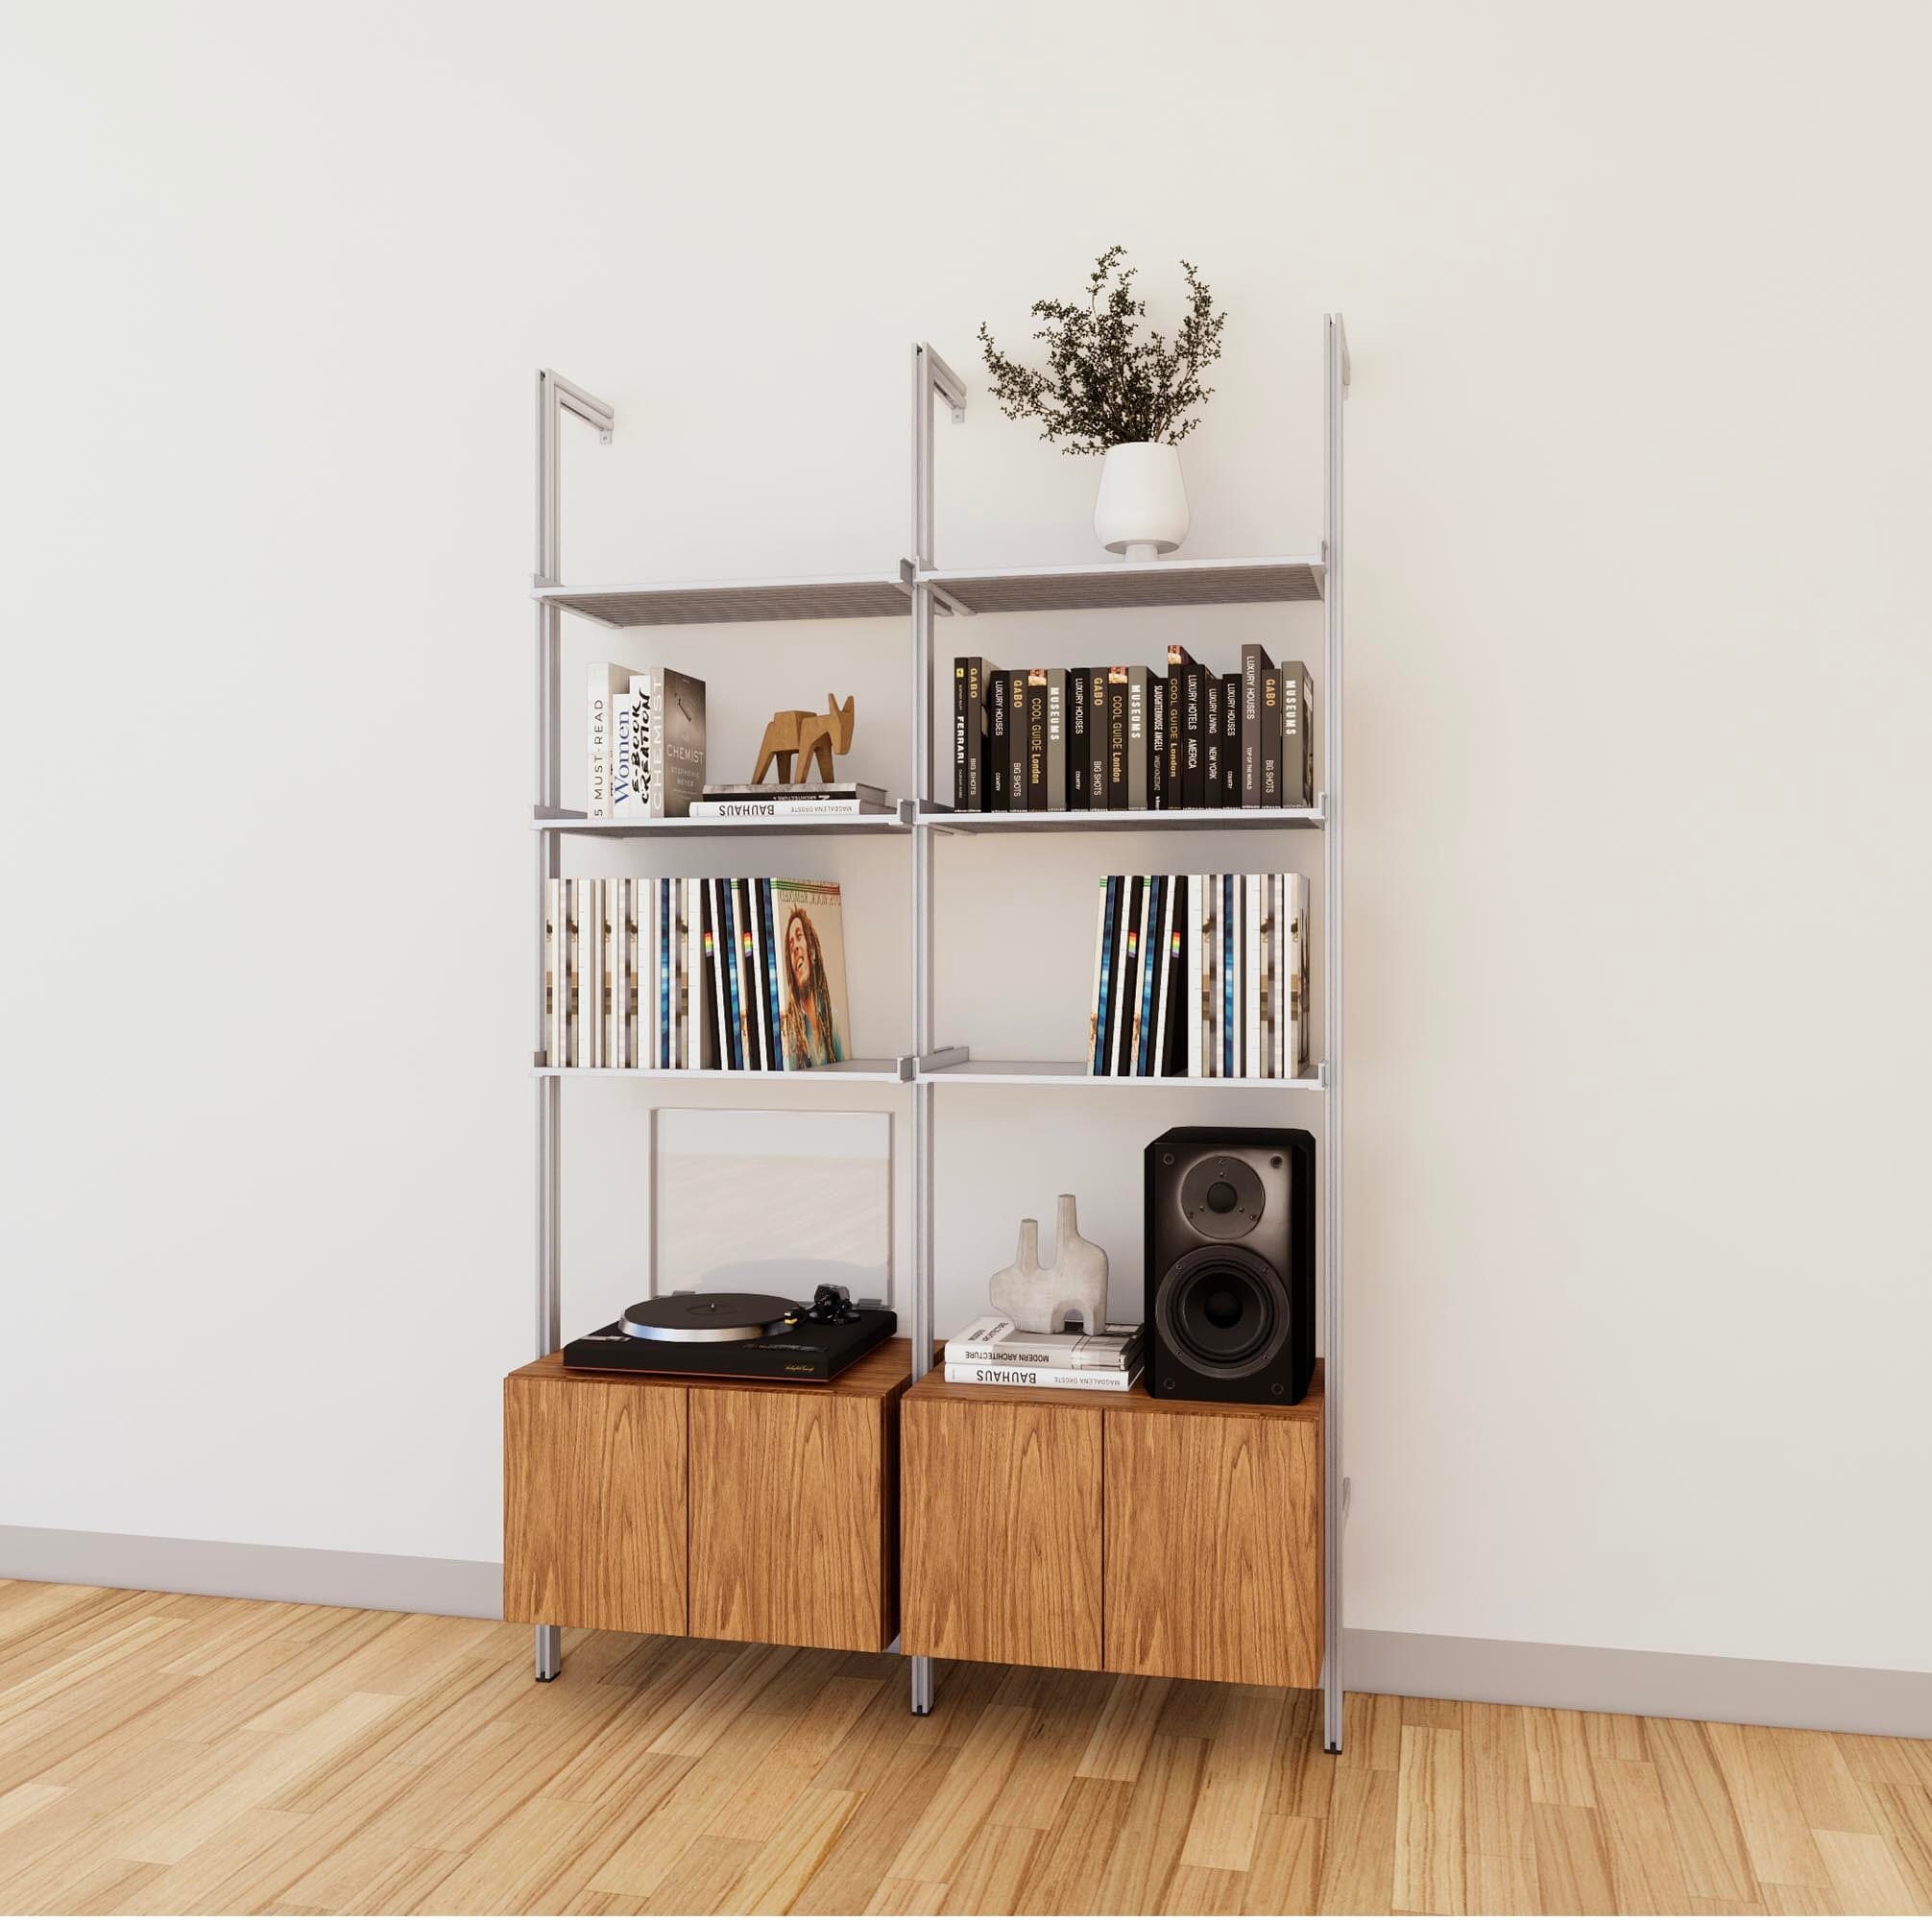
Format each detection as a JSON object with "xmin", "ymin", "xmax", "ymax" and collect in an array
[
  {"xmin": 0, "ymin": 1525, "xmax": 502, "ymax": 1621},
  {"xmin": 1345, "ymin": 1627, "xmax": 1932, "ymax": 1739},
  {"xmin": 4, "ymin": 1528, "xmax": 1922, "ymax": 1740}
]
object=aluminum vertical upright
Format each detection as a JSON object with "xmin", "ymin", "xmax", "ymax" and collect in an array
[
  {"xmin": 907, "ymin": 343, "xmax": 966, "ymax": 1715},
  {"xmin": 532, "ymin": 369, "xmax": 614, "ymax": 1684},
  {"xmin": 1321, "ymin": 315, "xmax": 1350, "ymax": 1752}
]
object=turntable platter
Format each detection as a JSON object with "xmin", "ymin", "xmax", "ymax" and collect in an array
[{"xmin": 617, "ymin": 1293, "xmax": 799, "ymax": 1344}]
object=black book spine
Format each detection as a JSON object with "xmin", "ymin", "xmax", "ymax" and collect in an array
[
  {"xmin": 1113, "ymin": 876, "xmax": 1145, "ymax": 1076},
  {"xmin": 954, "ymin": 659, "xmax": 968, "ymax": 810},
  {"xmin": 1260, "ymin": 665, "xmax": 1282, "ymax": 807},
  {"xmin": 987, "ymin": 670, "xmax": 1008, "ymax": 810},
  {"xmin": 1202, "ymin": 675, "xmax": 1221, "ymax": 804},
  {"xmin": 1069, "ymin": 669, "xmax": 1090, "ymax": 808},
  {"xmin": 1009, "ymin": 672, "xmax": 1029, "ymax": 812},
  {"xmin": 1089, "ymin": 669, "xmax": 1109, "ymax": 810},
  {"xmin": 1182, "ymin": 663, "xmax": 1205, "ymax": 808},
  {"xmin": 1240, "ymin": 644, "xmax": 1270, "ymax": 808},
  {"xmin": 1221, "ymin": 673, "xmax": 1241, "ymax": 805},
  {"xmin": 1026, "ymin": 674, "xmax": 1048, "ymax": 811},
  {"xmin": 1148, "ymin": 674, "xmax": 1167, "ymax": 810},
  {"xmin": 1106, "ymin": 669, "xmax": 1129, "ymax": 810},
  {"xmin": 1165, "ymin": 659, "xmax": 1184, "ymax": 805}
]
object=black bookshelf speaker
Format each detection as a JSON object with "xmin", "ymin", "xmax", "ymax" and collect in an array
[{"xmin": 1144, "ymin": 1126, "xmax": 1316, "ymax": 1404}]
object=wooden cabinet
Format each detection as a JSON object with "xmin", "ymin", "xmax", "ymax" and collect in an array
[
  {"xmin": 503, "ymin": 1370, "xmax": 688, "ymax": 1636},
  {"xmin": 901, "ymin": 1365, "xmax": 1322, "ymax": 1688},
  {"xmin": 901, "ymin": 1393, "xmax": 1103, "ymax": 1670},
  {"xmin": 505, "ymin": 1341, "xmax": 911, "ymax": 1654}
]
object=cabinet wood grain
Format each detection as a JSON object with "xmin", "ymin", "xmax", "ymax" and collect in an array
[
  {"xmin": 502, "ymin": 1372, "xmax": 688, "ymax": 1636},
  {"xmin": 1104, "ymin": 1402, "xmax": 1321, "ymax": 1688},
  {"xmin": 902, "ymin": 1393, "xmax": 1103, "ymax": 1670},
  {"xmin": 688, "ymin": 1383, "xmax": 898, "ymax": 1652}
]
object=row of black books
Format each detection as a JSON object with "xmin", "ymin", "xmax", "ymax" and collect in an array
[
  {"xmin": 953, "ymin": 646, "xmax": 1314, "ymax": 813},
  {"xmin": 542, "ymin": 876, "xmax": 853, "ymax": 1072},
  {"xmin": 1088, "ymin": 872, "xmax": 1313, "ymax": 1081}
]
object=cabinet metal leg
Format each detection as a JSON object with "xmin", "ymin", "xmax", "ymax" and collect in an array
[
  {"xmin": 909, "ymin": 1652, "xmax": 933, "ymax": 1715},
  {"xmin": 534, "ymin": 1623, "xmax": 562, "ymax": 1682}
]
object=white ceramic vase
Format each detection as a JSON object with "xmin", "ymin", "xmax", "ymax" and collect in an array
[
  {"xmin": 1094, "ymin": 442, "xmax": 1190, "ymax": 561},
  {"xmin": 987, "ymin": 1194, "xmax": 1109, "ymax": 1334}
]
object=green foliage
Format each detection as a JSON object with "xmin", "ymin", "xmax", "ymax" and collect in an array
[{"xmin": 978, "ymin": 246, "xmax": 1228, "ymax": 455}]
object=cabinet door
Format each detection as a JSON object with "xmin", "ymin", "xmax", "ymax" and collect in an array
[
  {"xmin": 503, "ymin": 1374, "xmax": 688, "ymax": 1636},
  {"xmin": 1103, "ymin": 1407, "xmax": 1321, "ymax": 1688},
  {"xmin": 902, "ymin": 1394, "xmax": 1103, "ymax": 1670},
  {"xmin": 688, "ymin": 1386, "xmax": 894, "ymax": 1652}
]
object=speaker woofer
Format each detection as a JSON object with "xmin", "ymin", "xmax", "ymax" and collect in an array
[{"xmin": 1153, "ymin": 1243, "xmax": 1292, "ymax": 1380}]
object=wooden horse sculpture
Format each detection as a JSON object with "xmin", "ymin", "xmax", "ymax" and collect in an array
[{"xmin": 753, "ymin": 693, "xmax": 856, "ymax": 784}]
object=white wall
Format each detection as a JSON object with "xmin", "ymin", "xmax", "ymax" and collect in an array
[{"xmin": 4, "ymin": 0, "xmax": 1929, "ymax": 1676}]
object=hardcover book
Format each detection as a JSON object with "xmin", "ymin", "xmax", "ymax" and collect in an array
[
  {"xmin": 689, "ymin": 797, "xmax": 889, "ymax": 819},
  {"xmin": 1069, "ymin": 668, "xmax": 1091, "ymax": 808},
  {"xmin": 1044, "ymin": 667, "xmax": 1068, "ymax": 812},
  {"xmin": 941, "ymin": 1362, "xmax": 1141, "ymax": 1392},
  {"xmin": 773, "ymin": 879, "xmax": 851, "ymax": 1068},
  {"xmin": 1106, "ymin": 667, "xmax": 1130, "ymax": 811},
  {"xmin": 1148, "ymin": 675, "xmax": 1168, "ymax": 810},
  {"xmin": 1125, "ymin": 666, "xmax": 1151, "ymax": 811},
  {"xmin": 1287, "ymin": 871, "xmax": 1311, "ymax": 1074},
  {"xmin": 1181, "ymin": 660, "xmax": 1206, "ymax": 809},
  {"xmin": 1202, "ymin": 674, "xmax": 1221, "ymax": 803},
  {"xmin": 543, "ymin": 877, "xmax": 562, "ymax": 1067},
  {"xmin": 987, "ymin": 669, "xmax": 1009, "ymax": 809},
  {"xmin": 1009, "ymin": 671, "xmax": 1028, "ymax": 813},
  {"xmin": 944, "ymin": 1315, "xmax": 1144, "ymax": 1369},
  {"xmin": 1113, "ymin": 876, "xmax": 1146, "ymax": 1077},
  {"xmin": 1240, "ymin": 644, "xmax": 1275, "ymax": 808},
  {"xmin": 954, "ymin": 658, "xmax": 993, "ymax": 812},
  {"xmin": 1089, "ymin": 668, "xmax": 1109, "ymax": 810},
  {"xmin": 634, "ymin": 668, "xmax": 707, "ymax": 818},
  {"xmin": 1260, "ymin": 667, "xmax": 1283, "ymax": 805},
  {"xmin": 1136, "ymin": 875, "xmax": 1165, "ymax": 1075},
  {"xmin": 1166, "ymin": 645, "xmax": 1191, "ymax": 805},
  {"xmin": 1025, "ymin": 670, "xmax": 1049, "ymax": 812},
  {"xmin": 1281, "ymin": 660, "xmax": 1315, "ymax": 806},
  {"xmin": 586, "ymin": 663, "xmax": 633, "ymax": 819},
  {"xmin": 1221, "ymin": 673, "xmax": 1242, "ymax": 806}
]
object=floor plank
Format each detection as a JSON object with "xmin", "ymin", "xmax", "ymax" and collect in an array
[{"xmin": 0, "ymin": 1581, "xmax": 1927, "ymax": 1918}]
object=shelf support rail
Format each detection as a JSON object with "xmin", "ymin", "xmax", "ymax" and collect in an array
[
  {"xmin": 908, "ymin": 342, "xmax": 964, "ymax": 1716},
  {"xmin": 533, "ymin": 368, "xmax": 615, "ymax": 1683},
  {"xmin": 1321, "ymin": 314, "xmax": 1349, "ymax": 1752}
]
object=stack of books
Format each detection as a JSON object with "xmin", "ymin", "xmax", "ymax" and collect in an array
[
  {"xmin": 691, "ymin": 781, "xmax": 890, "ymax": 821},
  {"xmin": 1088, "ymin": 872, "xmax": 1311, "ymax": 1079},
  {"xmin": 942, "ymin": 1316, "xmax": 1146, "ymax": 1393},
  {"xmin": 543, "ymin": 876, "xmax": 852, "ymax": 1072},
  {"xmin": 588, "ymin": 664, "xmax": 706, "ymax": 819},
  {"xmin": 953, "ymin": 645, "xmax": 1313, "ymax": 813}
]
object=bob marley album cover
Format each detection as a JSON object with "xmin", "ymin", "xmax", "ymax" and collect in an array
[{"xmin": 771, "ymin": 879, "xmax": 852, "ymax": 1069}]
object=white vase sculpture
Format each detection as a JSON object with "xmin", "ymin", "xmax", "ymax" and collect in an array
[
  {"xmin": 1093, "ymin": 441, "xmax": 1191, "ymax": 561},
  {"xmin": 987, "ymin": 1194, "xmax": 1109, "ymax": 1334}
]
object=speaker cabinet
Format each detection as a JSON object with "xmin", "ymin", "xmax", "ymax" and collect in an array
[{"xmin": 1144, "ymin": 1126, "xmax": 1315, "ymax": 1404}]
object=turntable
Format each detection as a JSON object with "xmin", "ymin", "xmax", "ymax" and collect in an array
[{"xmin": 563, "ymin": 1284, "xmax": 896, "ymax": 1382}]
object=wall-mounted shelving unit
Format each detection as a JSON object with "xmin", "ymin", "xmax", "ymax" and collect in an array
[{"xmin": 528, "ymin": 319, "xmax": 1349, "ymax": 1749}]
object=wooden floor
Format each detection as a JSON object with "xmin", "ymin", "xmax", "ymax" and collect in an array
[{"xmin": 1, "ymin": 1582, "xmax": 1929, "ymax": 1915}]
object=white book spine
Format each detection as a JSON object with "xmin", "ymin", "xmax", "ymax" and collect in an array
[
  {"xmin": 611, "ymin": 693, "xmax": 634, "ymax": 819},
  {"xmin": 1292, "ymin": 873, "xmax": 1311, "ymax": 1074},
  {"xmin": 683, "ymin": 877, "xmax": 701, "ymax": 1069},
  {"xmin": 635, "ymin": 670, "xmax": 661, "ymax": 818},
  {"xmin": 687, "ymin": 799, "xmax": 886, "ymax": 819},
  {"xmin": 543, "ymin": 878, "xmax": 562, "ymax": 1068},
  {"xmin": 583, "ymin": 879, "xmax": 603, "ymax": 1068},
  {"xmin": 944, "ymin": 1342, "xmax": 1142, "ymax": 1369},
  {"xmin": 1152, "ymin": 872, "xmax": 1176, "ymax": 1076},
  {"xmin": 1251, "ymin": 873, "xmax": 1267, "ymax": 1081},
  {"xmin": 708, "ymin": 878, "xmax": 732, "ymax": 1068},
  {"xmin": 1186, "ymin": 876, "xmax": 1201, "ymax": 1079},
  {"xmin": 943, "ymin": 1363, "xmax": 1139, "ymax": 1392},
  {"xmin": 587, "ymin": 666, "xmax": 617, "ymax": 819},
  {"xmin": 608, "ymin": 877, "xmax": 626, "ymax": 1069},
  {"xmin": 563, "ymin": 879, "xmax": 579, "ymax": 1067}
]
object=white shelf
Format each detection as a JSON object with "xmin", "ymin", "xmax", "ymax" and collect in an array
[
  {"xmin": 535, "ymin": 571, "xmax": 936, "ymax": 628},
  {"xmin": 920, "ymin": 554, "xmax": 1324, "ymax": 616},
  {"xmin": 918, "ymin": 802, "xmax": 1323, "ymax": 835},
  {"xmin": 535, "ymin": 805, "xmax": 911, "ymax": 838},
  {"xmin": 918, "ymin": 1056, "xmax": 1327, "ymax": 1091},
  {"xmin": 536, "ymin": 1059, "xmax": 908, "ymax": 1084}
]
